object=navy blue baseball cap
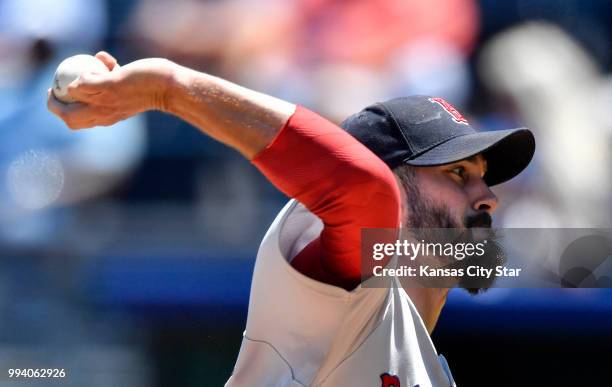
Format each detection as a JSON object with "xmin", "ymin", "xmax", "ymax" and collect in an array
[{"xmin": 340, "ymin": 95, "xmax": 535, "ymax": 186}]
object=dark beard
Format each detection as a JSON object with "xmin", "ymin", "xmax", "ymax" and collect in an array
[
  {"xmin": 397, "ymin": 167, "xmax": 505, "ymax": 295},
  {"xmin": 447, "ymin": 226, "xmax": 505, "ymax": 294}
]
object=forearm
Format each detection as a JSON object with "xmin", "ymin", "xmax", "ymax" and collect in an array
[
  {"xmin": 163, "ymin": 62, "xmax": 296, "ymax": 159},
  {"xmin": 49, "ymin": 55, "xmax": 294, "ymax": 156}
]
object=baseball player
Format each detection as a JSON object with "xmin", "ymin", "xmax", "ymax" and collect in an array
[{"xmin": 47, "ymin": 52, "xmax": 535, "ymax": 387}]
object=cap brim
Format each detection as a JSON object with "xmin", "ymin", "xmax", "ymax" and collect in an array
[{"xmin": 404, "ymin": 128, "xmax": 535, "ymax": 186}]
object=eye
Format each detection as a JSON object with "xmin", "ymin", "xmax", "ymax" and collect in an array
[{"xmin": 450, "ymin": 166, "xmax": 466, "ymax": 180}]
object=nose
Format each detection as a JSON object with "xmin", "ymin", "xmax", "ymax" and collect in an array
[{"xmin": 472, "ymin": 183, "xmax": 498, "ymax": 214}]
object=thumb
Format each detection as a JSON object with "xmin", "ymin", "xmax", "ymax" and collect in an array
[
  {"xmin": 66, "ymin": 71, "xmax": 114, "ymax": 102},
  {"xmin": 95, "ymin": 51, "xmax": 121, "ymax": 71}
]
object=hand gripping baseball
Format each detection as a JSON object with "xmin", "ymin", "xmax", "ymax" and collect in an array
[{"xmin": 47, "ymin": 51, "xmax": 173, "ymax": 130}]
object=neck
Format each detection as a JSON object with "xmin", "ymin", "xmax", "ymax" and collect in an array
[{"xmin": 401, "ymin": 285, "xmax": 449, "ymax": 334}]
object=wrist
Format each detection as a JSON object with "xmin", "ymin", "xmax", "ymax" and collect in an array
[{"xmin": 150, "ymin": 58, "xmax": 179, "ymax": 113}]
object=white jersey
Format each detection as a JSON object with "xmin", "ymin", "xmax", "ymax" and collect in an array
[{"xmin": 226, "ymin": 200, "xmax": 457, "ymax": 387}]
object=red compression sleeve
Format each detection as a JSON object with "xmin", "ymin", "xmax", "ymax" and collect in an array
[{"xmin": 252, "ymin": 106, "xmax": 401, "ymax": 290}]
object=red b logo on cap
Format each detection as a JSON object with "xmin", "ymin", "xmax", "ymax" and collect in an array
[{"xmin": 428, "ymin": 97, "xmax": 469, "ymax": 125}]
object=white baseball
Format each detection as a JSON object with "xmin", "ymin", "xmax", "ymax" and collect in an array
[{"xmin": 52, "ymin": 54, "xmax": 109, "ymax": 103}]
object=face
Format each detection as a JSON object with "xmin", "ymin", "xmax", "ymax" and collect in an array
[
  {"xmin": 394, "ymin": 154, "xmax": 504, "ymax": 294},
  {"xmin": 401, "ymin": 154, "xmax": 496, "ymax": 228}
]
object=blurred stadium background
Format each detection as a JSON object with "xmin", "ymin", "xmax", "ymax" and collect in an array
[{"xmin": 1, "ymin": 0, "xmax": 612, "ymax": 385}]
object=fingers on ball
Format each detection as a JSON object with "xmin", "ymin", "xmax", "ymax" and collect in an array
[
  {"xmin": 46, "ymin": 95, "xmax": 114, "ymax": 130},
  {"xmin": 47, "ymin": 89, "xmax": 69, "ymax": 116}
]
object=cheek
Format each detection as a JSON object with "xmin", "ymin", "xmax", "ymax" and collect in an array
[{"xmin": 418, "ymin": 173, "xmax": 470, "ymax": 217}]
